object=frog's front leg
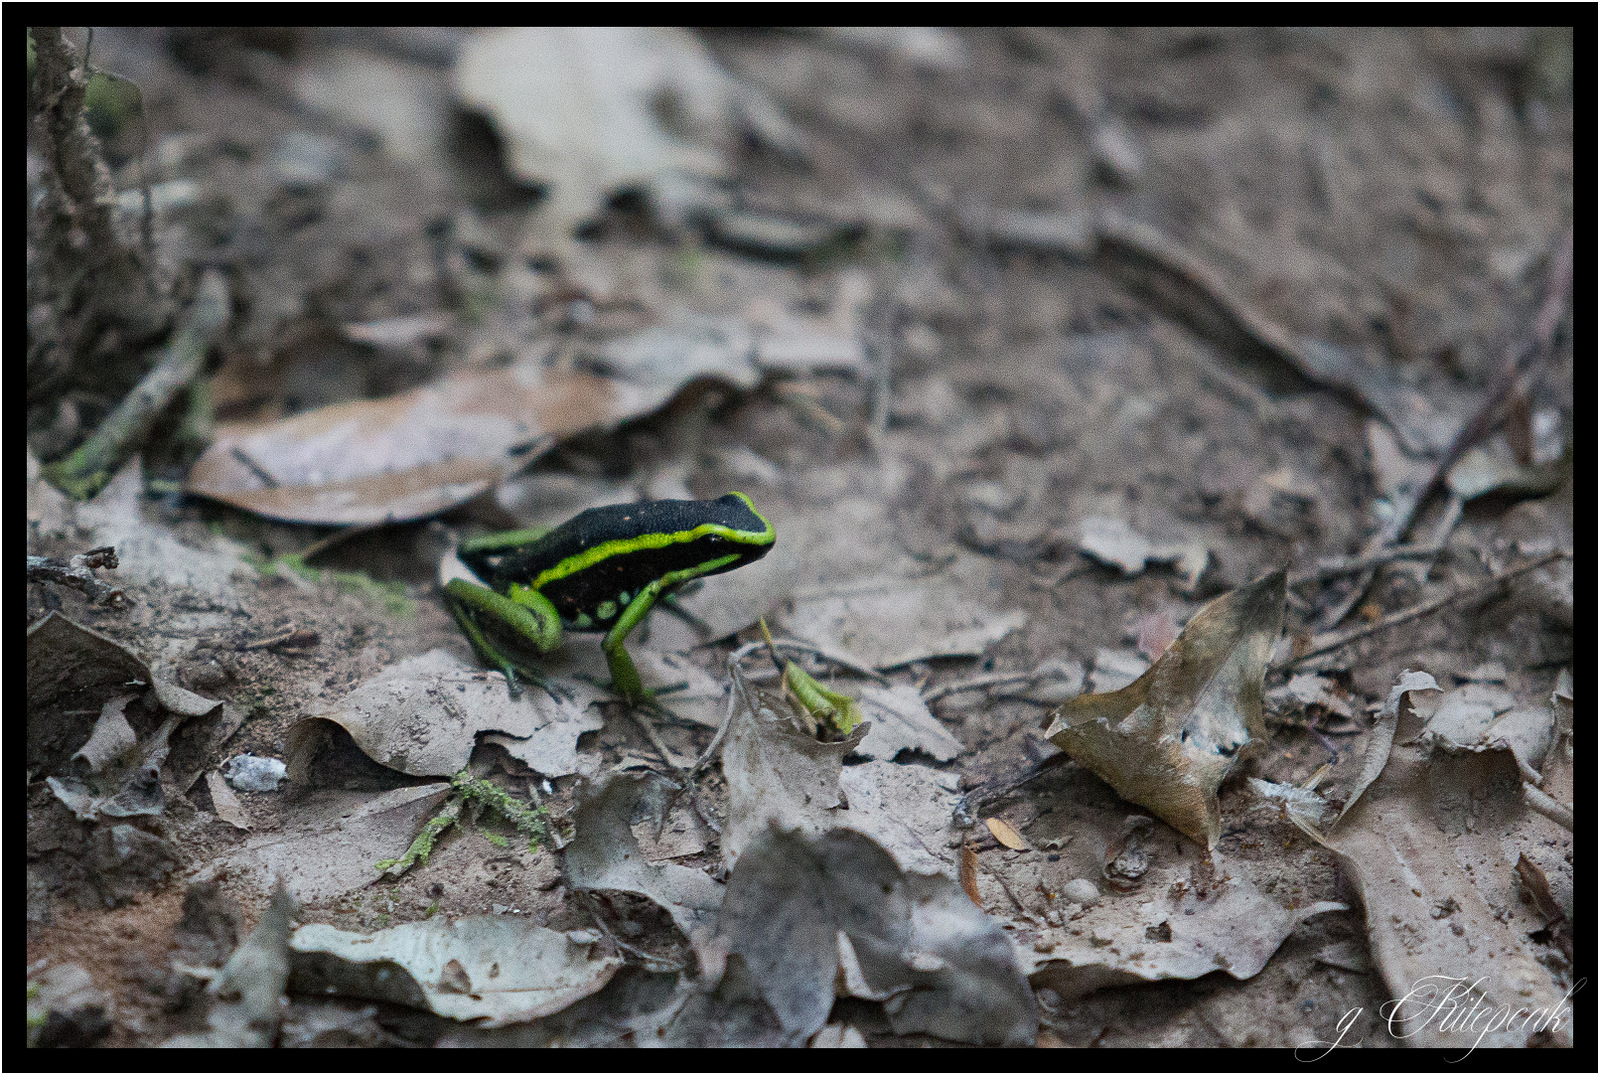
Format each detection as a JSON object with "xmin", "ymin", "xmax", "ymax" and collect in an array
[
  {"xmin": 601, "ymin": 579, "xmax": 670, "ymax": 704},
  {"xmin": 444, "ymin": 579, "xmax": 563, "ymax": 698}
]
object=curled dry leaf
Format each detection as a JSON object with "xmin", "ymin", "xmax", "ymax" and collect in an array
[
  {"xmin": 960, "ymin": 842, "xmax": 983, "ymax": 908},
  {"xmin": 564, "ymin": 772, "xmax": 726, "ymax": 943},
  {"xmin": 286, "ymin": 649, "xmax": 603, "ymax": 782},
  {"xmin": 289, "ymin": 915, "xmax": 622, "ymax": 1028},
  {"xmin": 454, "ymin": 28, "xmax": 805, "ymax": 237},
  {"xmin": 1043, "ymin": 570, "xmax": 1286, "ymax": 847},
  {"xmin": 29, "ymin": 610, "xmax": 224, "ymax": 805},
  {"xmin": 1330, "ymin": 670, "xmax": 1439, "ymax": 828},
  {"xmin": 1324, "ymin": 671, "xmax": 1572, "ymax": 1046},
  {"xmin": 721, "ymin": 667, "xmax": 960, "ymax": 878},
  {"xmin": 165, "ymin": 882, "xmax": 299, "ymax": 1046},
  {"xmin": 189, "ymin": 313, "xmax": 778, "ymax": 527},
  {"xmin": 983, "ymin": 816, "xmax": 1029, "ymax": 851}
]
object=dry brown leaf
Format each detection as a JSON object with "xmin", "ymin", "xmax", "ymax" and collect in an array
[
  {"xmin": 1333, "ymin": 670, "xmax": 1438, "ymax": 826},
  {"xmin": 1043, "ymin": 570, "xmax": 1285, "ymax": 847},
  {"xmin": 1514, "ymin": 853, "xmax": 1563, "ymax": 926},
  {"xmin": 984, "ymin": 816, "xmax": 1029, "ymax": 851},
  {"xmin": 1327, "ymin": 749, "xmax": 1570, "ymax": 1046},
  {"xmin": 187, "ymin": 366, "xmax": 633, "ymax": 525},
  {"xmin": 959, "ymin": 842, "xmax": 983, "ymax": 908}
]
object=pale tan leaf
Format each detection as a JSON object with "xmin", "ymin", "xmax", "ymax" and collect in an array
[
  {"xmin": 1043, "ymin": 570, "xmax": 1285, "ymax": 848},
  {"xmin": 984, "ymin": 816, "xmax": 1029, "ymax": 851}
]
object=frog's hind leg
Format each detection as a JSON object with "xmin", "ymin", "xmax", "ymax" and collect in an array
[{"xmin": 445, "ymin": 580, "xmax": 565, "ymax": 701}]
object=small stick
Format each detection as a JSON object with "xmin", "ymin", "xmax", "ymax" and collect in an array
[
  {"xmin": 1318, "ymin": 229, "xmax": 1572, "ymax": 628},
  {"xmin": 43, "ymin": 271, "xmax": 228, "ymax": 499},
  {"xmin": 922, "ymin": 671, "xmax": 1035, "ymax": 703},
  {"xmin": 1281, "ymin": 550, "xmax": 1568, "ymax": 669},
  {"xmin": 1289, "ymin": 540, "xmax": 1452, "ymax": 586},
  {"xmin": 1418, "ymin": 229, "xmax": 1573, "ymax": 508},
  {"xmin": 732, "ymin": 634, "xmax": 889, "ymax": 685},
  {"xmin": 27, "ymin": 546, "xmax": 127, "ymax": 608},
  {"xmin": 689, "ymin": 680, "xmax": 740, "ymax": 776},
  {"xmin": 1523, "ymin": 784, "xmax": 1572, "ymax": 831},
  {"xmin": 626, "ymin": 706, "xmax": 690, "ymax": 774}
]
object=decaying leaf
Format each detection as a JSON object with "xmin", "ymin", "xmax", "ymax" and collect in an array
[
  {"xmin": 79, "ymin": 458, "xmax": 252, "ymax": 596},
  {"xmin": 454, "ymin": 27, "xmax": 804, "ymax": 239},
  {"xmin": 854, "ymin": 685, "xmax": 962, "ymax": 762},
  {"xmin": 289, "ymin": 915, "xmax": 621, "ymax": 1027},
  {"xmin": 46, "ymin": 695, "xmax": 175, "ymax": 822},
  {"xmin": 286, "ymin": 649, "xmax": 603, "ymax": 782},
  {"xmin": 1076, "ymin": 515, "xmax": 1210, "ymax": 589},
  {"xmin": 1333, "ymin": 670, "xmax": 1439, "ymax": 827},
  {"xmin": 1026, "ymin": 848, "xmax": 1344, "ymax": 997},
  {"xmin": 28, "ymin": 610, "xmax": 224, "ymax": 806},
  {"xmin": 188, "ymin": 311, "xmax": 789, "ymax": 527},
  {"xmin": 1313, "ymin": 940, "xmax": 1371, "ymax": 974},
  {"xmin": 1446, "ymin": 415, "xmax": 1570, "ymax": 502},
  {"xmin": 564, "ymin": 772, "xmax": 726, "ymax": 942},
  {"xmin": 721, "ymin": 669, "xmax": 960, "ymax": 878},
  {"xmin": 206, "ymin": 771, "xmax": 251, "ymax": 831},
  {"xmin": 1417, "ymin": 681, "xmax": 1555, "ymax": 782},
  {"xmin": 718, "ymin": 825, "xmax": 1036, "ymax": 1046},
  {"xmin": 165, "ymin": 882, "xmax": 298, "ymax": 1047},
  {"xmin": 1043, "ymin": 570, "xmax": 1286, "ymax": 847},
  {"xmin": 189, "ymin": 784, "xmax": 452, "ymax": 904},
  {"xmin": 187, "ymin": 365, "xmax": 630, "ymax": 525},
  {"xmin": 720, "ymin": 670, "xmax": 862, "ymax": 869},
  {"xmin": 835, "ymin": 761, "xmax": 963, "ymax": 878},
  {"xmin": 1324, "ymin": 674, "xmax": 1572, "ymax": 1047},
  {"xmin": 782, "ymin": 554, "xmax": 1026, "ymax": 670}
]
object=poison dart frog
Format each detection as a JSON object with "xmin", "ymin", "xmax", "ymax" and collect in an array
[{"xmin": 443, "ymin": 493, "xmax": 775, "ymax": 701}]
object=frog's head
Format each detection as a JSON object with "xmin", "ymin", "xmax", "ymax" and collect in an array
[{"xmin": 696, "ymin": 492, "xmax": 776, "ymax": 568}]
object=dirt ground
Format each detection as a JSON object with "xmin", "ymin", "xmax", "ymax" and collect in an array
[{"xmin": 27, "ymin": 27, "xmax": 1573, "ymax": 1049}]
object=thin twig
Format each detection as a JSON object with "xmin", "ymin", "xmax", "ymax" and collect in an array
[
  {"xmin": 1419, "ymin": 228, "xmax": 1573, "ymax": 508},
  {"xmin": 627, "ymin": 706, "xmax": 726, "ymax": 838},
  {"xmin": 958, "ymin": 753, "xmax": 1075, "ymax": 817},
  {"xmin": 1318, "ymin": 229, "xmax": 1572, "ymax": 628},
  {"xmin": 1391, "ymin": 493, "xmax": 1463, "ymax": 587},
  {"xmin": 1280, "ymin": 550, "xmax": 1569, "ymax": 670},
  {"xmin": 579, "ymin": 894, "xmax": 687, "ymax": 972},
  {"xmin": 689, "ymin": 680, "xmax": 740, "ymax": 776},
  {"xmin": 625, "ymin": 706, "xmax": 689, "ymax": 774},
  {"xmin": 1522, "ymin": 783, "xmax": 1573, "ymax": 831},
  {"xmin": 731, "ymin": 635, "xmax": 889, "ymax": 685},
  {"xmin": 922, "ymin": 671, "xmax": 1035, "ymax": 703},
  {"xmin": 1289, "ymin": 539, "xmax": 1453, "ymax": 587},
  {"xmin": 43, "ymin": 270, "xmax": 229, "ymax": 499},
  {"xmin": 27, "ymin": 546, "xmax": 127, "ymax": 608}
]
